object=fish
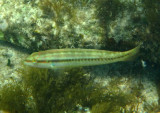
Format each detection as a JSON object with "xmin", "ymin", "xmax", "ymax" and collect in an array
[{"xmin": 24, "ymin": 45, "xmax": 140, "ymax": 69}]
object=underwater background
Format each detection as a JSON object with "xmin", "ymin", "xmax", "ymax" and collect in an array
[{"xmin": 0, "ymin": 0, "xmax": 160, "ymax": 113}]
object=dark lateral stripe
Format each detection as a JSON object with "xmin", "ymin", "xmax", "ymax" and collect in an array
[
  {"xmin": 25, "ymin": 59, "xmax": 97, "ymax": 63},
  {"xmin": 25, "ymin": 52, "xmax": 131, "ymax": 63},
  {"xmin": 38, "ymin": 49, "xmax": 106, "ymax": 55},
  {"xmin": 39, "ymin": 52, "xmax": 131, "ymax": 63}
]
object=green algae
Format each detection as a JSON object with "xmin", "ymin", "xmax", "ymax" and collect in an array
[
  {"xmin": 0, "ymin": 83, "xmax": 28, "ymax": 113},
  {"xmin": 96, "ymin": 0, "xmax": 125, "ymax": 29},
  {"xmin": 0, "ymin": 31, "xmax": 4, "ymax": 40},
  {"xmin": 140, "ymin": 0, "xmax": 160, "ymax": 64},
  {"xmin": 0, "ymin": 66, "xmax": 145, "ymax": 112},
  {"xmin": 21, "ymin": 67, "xmax": 94, "ymax": 113}
]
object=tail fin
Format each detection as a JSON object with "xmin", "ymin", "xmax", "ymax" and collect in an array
[{"xmin": 122, "ymin": 44, "xmax": 141, "ymax": 61}]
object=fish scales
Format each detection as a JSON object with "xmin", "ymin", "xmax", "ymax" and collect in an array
[
  {"xmin": 24, "ymin": 46, "xmax": 140, "ymax": 69},
  {"xmin": 33, "ymin": 49, "xmax": 124, "ymax": 61},
  {"xmin": 35, "ymin": 49, "xmax": 108, "ymax": 60}
]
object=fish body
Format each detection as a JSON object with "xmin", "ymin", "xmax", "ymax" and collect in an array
[{"xmin": 24, "ymin": 46, "xmax": 140, "ymax": 69}]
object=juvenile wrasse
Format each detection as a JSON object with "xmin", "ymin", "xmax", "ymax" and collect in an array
[{"xmin": 24, "ymin": 46, "xmax": 140, "ymax": 69}]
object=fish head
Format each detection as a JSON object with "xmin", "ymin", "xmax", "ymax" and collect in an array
[
  {"xmin": 24, "ymin": 52, "xmax": 53, "ymax": 68},
  {"xmin": 24, "ymin": 52, "xmax": 38, "ymax": 67}
]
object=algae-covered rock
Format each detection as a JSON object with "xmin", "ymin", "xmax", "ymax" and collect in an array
[
  {"xmin": 0, "ymin": 0, "xmax": 105, "ymax": 51},
  {"xmin": 140, "ymin": 0, "xmax": 160, "ymax": 64},
  {"xmin": 0, "ymin": 0, "xmax": 144, "ymax": 50},
  {"xmin": 0, "ymin": 0, "xmax": 160, "ymax": 64},
  {"xmin": 0, "ymin": 64, "xmax": 159, "ymax": 113},
  {"xmin": 0, "ymin": 83, "xmax": 28, "ymax": 113}
]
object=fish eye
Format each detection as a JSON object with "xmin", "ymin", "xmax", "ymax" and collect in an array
[{"xmin": 32, "ymin": 58, "xmax": 37, "ymax": 63}]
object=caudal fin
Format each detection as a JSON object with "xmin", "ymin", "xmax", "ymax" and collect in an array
[{"xmin": 121, "ymin": 44, "xmax": 141, "ymax": 61}]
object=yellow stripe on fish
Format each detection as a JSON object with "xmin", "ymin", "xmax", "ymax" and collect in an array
[{"xmin": 24, "ymin": 45, "xmax": 140, "ymax": 69}]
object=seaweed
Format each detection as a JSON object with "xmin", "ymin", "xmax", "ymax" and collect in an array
[
  {"xmin": 21, "ymin": 67, "xmax": 94, "ymax": 113},
  {"xmin": 140, "ymin": 0, "xmax": 160, "ymax": 64},
  {"xmin": 0, "ymin": 83, "xmax": 28, "ymax": 113},
  {"xmin": 96, "ymin": 0, "xmax": 126, "ymax": 29},
  {"xmin": 0, "ymin": 65, "xmax": 144, "ymax": 113},
  {"xmin": 21, "ymin": 66, "xmax": 139, "ymax": 112}
]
